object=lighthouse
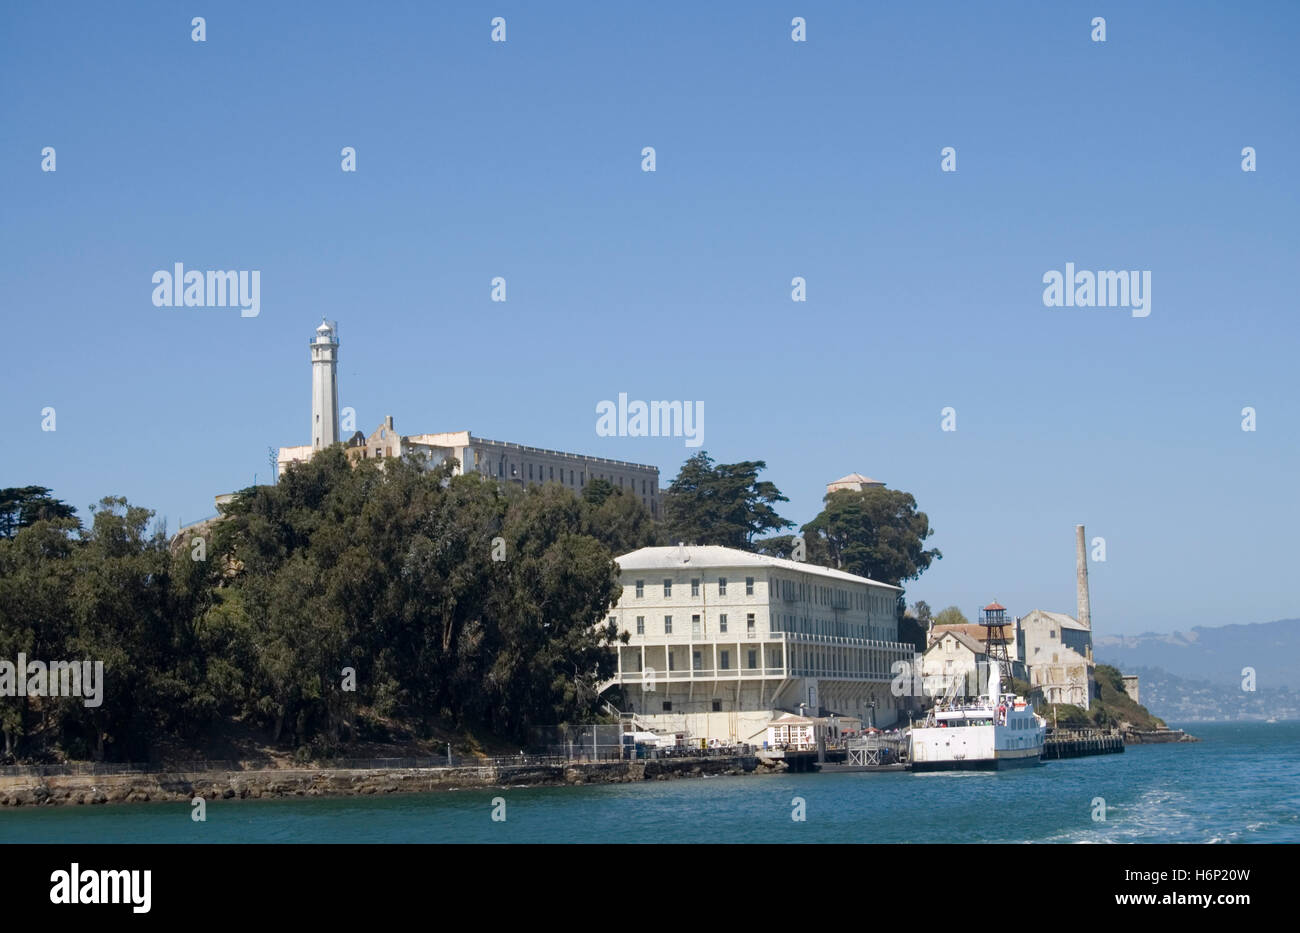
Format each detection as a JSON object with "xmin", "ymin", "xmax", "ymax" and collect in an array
[{"xmin": 310, "ymin": 320, "xmax": 339, "ymax": 450}]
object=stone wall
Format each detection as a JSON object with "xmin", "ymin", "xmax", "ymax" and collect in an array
[{"xmin": 0, "ymin": 755, "xmax": 760, "ymax": 808}]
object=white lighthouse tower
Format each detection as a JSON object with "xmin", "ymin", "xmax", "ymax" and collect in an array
[{"xmin": 310, "ymin": 319, "xmax": 340, "ymax": 449}]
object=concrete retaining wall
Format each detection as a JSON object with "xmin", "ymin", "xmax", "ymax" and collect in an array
[{"xmin": 0, "ymin": 755, "xmax": 762, "ymax": 807}]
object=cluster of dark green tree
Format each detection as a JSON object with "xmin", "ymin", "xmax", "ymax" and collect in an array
[
  {"xmin": 0, "ymin": 451, "xmax": 941, "ymax": 762},
  {"xmin": 0, "ymin": 459, "xmax": 659, "ymax": 761},
  {"xmin": 662, "ymin": 452, "xmax": 941, "ymax": 591},
  {"xmin": 658, "ymin": 453, "xmax": 940, "ymax": 649}
]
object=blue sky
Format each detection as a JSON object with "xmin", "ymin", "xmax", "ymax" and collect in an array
[{"xmin": 2, "ymin": 2, "xmax": 1296, "ymax": 635}]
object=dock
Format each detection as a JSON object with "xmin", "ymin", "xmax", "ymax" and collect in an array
[
  {"xmin": 817, "ymin": 734, "xmax": 907, "ymax": 773},
  {"xmin": 1042, "ymin": 728, "xmax": 1125, "ymax": 760}
]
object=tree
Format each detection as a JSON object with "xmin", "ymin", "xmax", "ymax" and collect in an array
[
  {"xmin": 581, "ymin": 487, "xmax": 661, "ymax": 554},
  {"xmin": 933, "ymin": 606, "xmax": 969, "ymax": 627},
  {"xmin": 911, "ymin": 600, "xmax": 933, "ymax": 624},
  {"xmin": 581, "ymin": 478, "xmax": 617, "ymax": 507},
  {"xmin": 801, "ymin": 487, "xmax": 940, "ymax": 585},
  {"xmin": 661, "ymin": 452, "xmax": 792, "ymax": 549},
  {"xmin": 752, "ymin": 534, "xmax": 799, "ymax": 559},
  {"xmin": 0, "ymin": 486, "xmax": 78, "ymax": 538}
]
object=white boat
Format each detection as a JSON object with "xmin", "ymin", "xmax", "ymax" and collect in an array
[{"xmin": 909, "ymin": 664, "xmax": 1047, "ymax": 771}]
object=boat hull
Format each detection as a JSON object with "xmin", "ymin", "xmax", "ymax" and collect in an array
[{"xmin": 911, "ymin": 750, "xmax": 1043, "ymax": 772}]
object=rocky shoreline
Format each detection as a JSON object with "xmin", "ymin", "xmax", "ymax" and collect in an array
[{"xmin": 0, "ymin": 754, "xmax": 772, "ymax": 808}]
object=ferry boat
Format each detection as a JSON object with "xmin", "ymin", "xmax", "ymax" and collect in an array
[{"xmin": 909, "ymin": 664, "xmax": 1047, "ymax": 771}]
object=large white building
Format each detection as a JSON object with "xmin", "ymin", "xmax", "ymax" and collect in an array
[
  {"xmin": 277, "ymin": 321, "xmax": 660, "ymax": 514},
  {"xmin": 603, "ymin": 545, "xmax": 915, "ymax": 743}
]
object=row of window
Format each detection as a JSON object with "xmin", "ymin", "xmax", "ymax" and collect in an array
[
  {"xmin": 654, "ymin": 701, "xmax": 724, "ymax": 712},
  {"xmin": 633, "ymin": 577, "xmax": 755, "ymax": 598},
  {"xmin": 621, "ymin": 613, "xmax": 758, "ymax": 637},
  {"xmin": 632, "ymin": 575, "xmax": 894, "ymax": 616},
  {"xmin": 770, "ymin": 614, "xmax": 890, "ymax": 640},
  {"xmin": 632, "ymin": 648, "xmax": 776, "ymax": 672},
  {"xmin": 490, "ymin": 457, "xmax": 654, "ymax": 497},
  {"xmin": 617, "ymin": 612, "xmax": 898, "ymax": 642}
]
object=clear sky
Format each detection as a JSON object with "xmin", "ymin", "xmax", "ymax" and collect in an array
[{"xmin": 2, "ymin": 2, "xmax": 1296, "ymax": 635}]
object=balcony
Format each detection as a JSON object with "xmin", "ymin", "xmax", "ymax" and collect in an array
[{"xmin": 618, "ymin": 668, "xmax": 786, "ymax": 683}]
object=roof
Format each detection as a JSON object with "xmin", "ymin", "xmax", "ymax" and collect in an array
[
  {"xmin": 615, "ymin": 545, "xmax": 903, "ymax": 591},
  {"xmin": 942, "ymin": 623, "xmax": 1013, "ymax": 643},
  {"xmin": 830, "ymin": 472, "xmax": 884, "ymax": 486},
  {"xmin": 768, "ymin": 714, "xmax": 816, "ymax": 725},
  {"xmin": 928, "ymin": 630, "xmax": 987, "ymax": 655},
  {"xmin": 1022, "ymin": 609, "xmax": 1090, "ymax": 631},
  {"xmin": 984, "ymin": 601, "xmax": 1006, "ymax": 612}
]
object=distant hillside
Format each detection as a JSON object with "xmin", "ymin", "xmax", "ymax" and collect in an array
[
  {"xmin": 1095, "ymin": 618, "xmax": 1300, "ymax": 688},
  {"xmin": 1124, "ymin": 666, "xmax": 1300, "ymax": 723}
]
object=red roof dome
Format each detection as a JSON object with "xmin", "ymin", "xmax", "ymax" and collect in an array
[{"xmin": 984, "ymin": 602, "xmax": 1006, "ymax": 612}]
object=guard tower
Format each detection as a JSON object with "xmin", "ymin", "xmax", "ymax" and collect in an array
[{"xmin": 980, "ymin": 601, "xmax": 1012, "ymax": 688}]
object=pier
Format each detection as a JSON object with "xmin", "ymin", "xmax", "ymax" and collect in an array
[{"xmin": 1043, "ymin": 728, "xmax": 1125, "ymax": 760}]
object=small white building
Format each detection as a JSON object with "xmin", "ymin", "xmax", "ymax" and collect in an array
[
  {"xmin": 759, "ymin": 713, "xmax": 863, "ymax": 750},
  {"xmin": 826, "ymin": 472, "xmax": 885, "ymax": 496},
  {"xmin": 920, "ymin": 629, "xmax": 988, "ymax": 699}
]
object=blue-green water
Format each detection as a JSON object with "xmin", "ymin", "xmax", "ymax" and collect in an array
[{"xmin": 2, "ymin": 723, "xmax": 1296, "ymax": 843}]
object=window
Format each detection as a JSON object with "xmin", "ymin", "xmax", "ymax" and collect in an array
[
  {"xmin": 691, "ymin": 579, "xmax": 700, "ymax": 596},
  {"xmin": 663, "ymin": 579, "xmax": 672, "ymax": 597},
  {"xmin": 719, "ymin": 613, "xmax": 728, "ymax": 633},
  {"xmin": 528, "ymin": 464, "xmax": 533, "ymax": 479},
  {"xmin": 692, "ymin": 651, "xmax": 702, "ymax": 671},
  {"xmin": 711, "ymin": 699, "xmax": 722, "ymax": 712},
  {"xmin": 720, "ymin": 650, "xmax": 730, "ymax": 670},
  {"xmin": 635, "ymin": 616, "xmax": 645, "ymax": 635},
  {"xmin": 692, "ymin": 614, "xmax": 701, "ymax": 637},
  {"xmin": 746, "ymin": 613, "xmax": 755, "ymax": 635},
  {"xmin": 747, "ymin": 650, "xmax": 758, "ymax": 669},
  {"xmin": 718, "ymin": 577, "xmax": 727, "ymax": 595},
  {"xmin": 664, "ymin": 615, "xmax": 672, "ymax": 634},
  {"xmin": 634, "ymin": 580, "xmax": 644, "ymax": 598},
  {"xmin": 662, "ymin": 701, "xmax": 673, "ymax": 712},
  {"xmin": 569, "ymin": 470, "xmax": 574, "ymax": 484},
  {"xmin": 580, "ymin": 471, "xmax": 584, "ymax": 485},
  {"xmin": 745, "ymin": 577, "xmax": 754, "ymax": 595}
]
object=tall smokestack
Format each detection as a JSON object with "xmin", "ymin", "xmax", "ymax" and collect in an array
[{"xmin": 1075, "ymin": 524, "xmax": 1091, "ymax": 630}]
